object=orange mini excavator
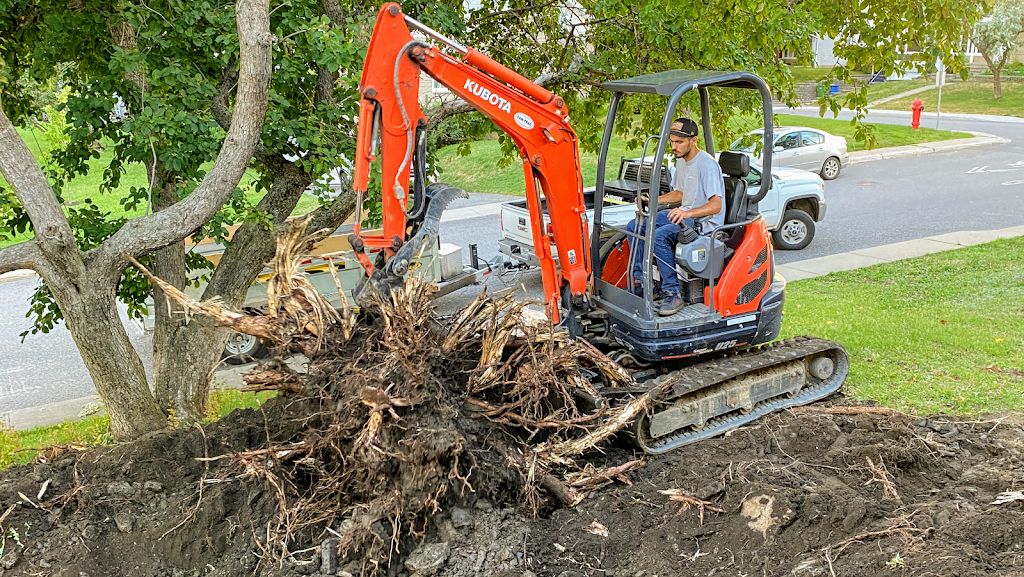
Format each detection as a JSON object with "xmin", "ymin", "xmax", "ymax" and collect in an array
[{"xmin": 347, "ymin": 3, "xmax": 848, "ymax": 452}]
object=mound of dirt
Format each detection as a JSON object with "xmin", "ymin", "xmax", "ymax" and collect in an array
[
  {"xmin": 2, "ymin": 402, "xmax": 1023, "ymax": 577},
  {"xmin": 3, "ymin": 227, "xmax": 1020, "ymax": 576}
]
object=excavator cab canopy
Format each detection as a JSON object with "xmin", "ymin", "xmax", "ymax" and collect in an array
[
  {"xmin": 590, "ymin": 69, "xmax": 776, "ymax": 322},
  {"xmin": 601, "ymin": 70, "xmax": 769, "ymax": 96}
]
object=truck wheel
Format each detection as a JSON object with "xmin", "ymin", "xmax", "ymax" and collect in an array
[
  {"xmin": 222, "ymin": 332, "xmax": 269, "ymax": 365},
  {"xmin": 772, "ymin": 209, "xmax": 815, "ymax": 250},
  {"xmin": 820, "ymin": 156, "xmax": 841, "ymax": 180}
]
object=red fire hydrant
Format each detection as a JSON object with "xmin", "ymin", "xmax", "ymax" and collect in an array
[{"xmin": 911, "ymin": 99, "xmax": 924, "ymax": 130}]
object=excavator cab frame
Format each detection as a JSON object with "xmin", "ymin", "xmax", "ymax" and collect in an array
[{"xmin": 584, "ymin": 71, "xmax": 780, "ymax": 361}]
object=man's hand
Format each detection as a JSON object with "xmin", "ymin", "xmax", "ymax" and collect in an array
[{"xmin": 667, "ymin": 207, "xmax": 691, "ymax": 224}]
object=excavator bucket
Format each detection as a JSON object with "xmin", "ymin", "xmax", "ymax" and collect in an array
[{"xmin": 351, "ymin": 183, "xmax": 468, "ymax": 306}]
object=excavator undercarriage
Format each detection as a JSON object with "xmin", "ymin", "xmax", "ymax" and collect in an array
[{"xmin": 617, "ymin": 336, "xmax": 848, "ymax": 452}]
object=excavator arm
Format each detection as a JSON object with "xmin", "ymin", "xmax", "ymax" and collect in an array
[{"xmin": 350, "ymin": 3, "xmax": 589, "ymax": 320}]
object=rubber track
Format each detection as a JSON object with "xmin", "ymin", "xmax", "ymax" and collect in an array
[{"xmin": 632, "ymin": 336, "xmax": 849, "ymax": 453}]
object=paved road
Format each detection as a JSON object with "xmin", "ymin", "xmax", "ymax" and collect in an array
[
  {"xmin": 772, "ymin": 109, "xmax": 1024, "ymax": 265},
  {"xmin": 0, "ymin": 278, "xmax": 153, "ymax": 412}
]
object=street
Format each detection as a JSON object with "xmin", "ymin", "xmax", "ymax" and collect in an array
[{"xmin": 1, "ymin": 111, "xmax": 1022, "ymax": 414}]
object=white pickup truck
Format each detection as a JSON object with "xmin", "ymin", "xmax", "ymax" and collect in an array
[{"xmin": 498, "ymin": 156, "xmax": 828, "ymax": 268}]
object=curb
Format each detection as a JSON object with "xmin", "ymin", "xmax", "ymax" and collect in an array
[{"xmin": 848, "ymin": 131, "xmax": 1011, "ymax": 165}]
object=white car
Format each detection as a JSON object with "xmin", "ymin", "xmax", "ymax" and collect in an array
[{"xmin": 730, "ymin": 127, "xmax": 849, "ymax": 180}]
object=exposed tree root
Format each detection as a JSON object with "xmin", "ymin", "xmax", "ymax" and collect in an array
[{"xmin": 141, "ymin": 219, "xmax": 646, "ymax": 573}]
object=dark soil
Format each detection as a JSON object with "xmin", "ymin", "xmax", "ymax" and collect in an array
[{"xmin": 1, "ymin": 398, "xmax": 1023, "ymax": 577}]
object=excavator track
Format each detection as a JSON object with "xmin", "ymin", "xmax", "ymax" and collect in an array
[{"xmin": 626, "ymin": 336, "xmax": 848, "ymax": 454}]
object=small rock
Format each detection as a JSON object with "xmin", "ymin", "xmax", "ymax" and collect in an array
[
  {"xmin": 338, "ymin": 572, "xmax": 354, "ymax": 577},
  {"xmin": 106, "ymin": 481, "xmax": 134, "ymax": 497},
  {"xmin": 81, "ymin": 524, "xmax": 99, "ymax": 541},
  {"xmin": 450, "ymin": 508, "xmax": 473, "ymax": 529},
  {"xmin": 474, "ymin": 499, "xmax": 493, "ymax": 513},
  {"xmin": 1, "ymin": 550, "xmax": 18, "ymax": 569},
  {"xmin": 695, "ymin": 480, "xmax": 726, "ymax": 501},
  {"xmin": 144, "ymin": 481, "xmax": 163, "ymax": 492},
  {"xmin": 522, "ymin": 572, "xmax": 537, "ymax": 577},
  {"xmin": 114, "ymin": 510, "xmax": 134, "ymax": 533},
  {"xmin": 321, "ymin": 538, "xmax": 339, "ymax": 574},
  {"xmin": 405, "ymin": 542, "xmax": 450, "ymax": 574},
  {"xmin": 942, "ymin": 426, "xmax": 960, "ymax": 438}
]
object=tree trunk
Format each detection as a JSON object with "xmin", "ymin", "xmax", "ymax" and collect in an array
[
  {"xmin": 977, "ymin": 47, "xmax": 1005, "ymax": 100},
  {"xmin": 148, "ymin": 169, "xmax": 206, "ymax": 422},
  {"xmin": 150, "ymin": 166, "xmax": 314, "ymax": 424},
  {"xmin": 45, "ymin": 268, "xmax": 168, "ymax": 438},
  {"xmin": 0, "ymin": 0, "xmax": 272, "ymax": 440}
]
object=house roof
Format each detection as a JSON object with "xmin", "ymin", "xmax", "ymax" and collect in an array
[{"xmin": 601, "ymin": 70, "xmax": 766, "ymax": 96}]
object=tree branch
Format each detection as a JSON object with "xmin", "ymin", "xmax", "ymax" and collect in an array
[
  {"xmin": 315, "ymin": 0, "xmax": 344, "ymax": 106},
  {"xmin": 97, "ymin": 0, "xmax": 273, "ymax": 270},
  {"xmin": 306, "ymin": 186, "xmax": 357, "ymax": 239},
  {"xmin": 0, "ymin": 240, "xmax": 44, "ymax": 275},
  {"xmin": 0, "ymin": 107, "xmax": 76, "ymax": 250}
]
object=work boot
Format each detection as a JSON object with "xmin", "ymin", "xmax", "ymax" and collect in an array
[{"xmin": 658, "ymin": 292, "xmax": 684, "ymax": 316}]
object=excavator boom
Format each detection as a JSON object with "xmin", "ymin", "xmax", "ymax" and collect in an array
[{"xmin": 350, "ymin": 3, "xmax": 590, "ymax": 318}]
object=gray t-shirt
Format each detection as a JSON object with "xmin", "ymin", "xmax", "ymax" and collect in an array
[{"xmin": 673, "ymin": 150, "xmax": 726, "ymax": 232}]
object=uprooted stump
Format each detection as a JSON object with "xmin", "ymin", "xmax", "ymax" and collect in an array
[{"xmin": 130, "ymin": 218, "xmax": 646, "ymax": 574}]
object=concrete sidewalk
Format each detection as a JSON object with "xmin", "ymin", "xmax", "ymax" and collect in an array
[{"xmin": 6, "ymin": 224, "xmax": 1024, "ymax": 432}]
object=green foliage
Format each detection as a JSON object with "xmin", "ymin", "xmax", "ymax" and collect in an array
[
  {"xmin": 0, "ymin": 0, "xmax": 381, "ymax": 336},
  {"xmin": 972, "ymin": 0, "xmax": 1024, "ymax": 67}
]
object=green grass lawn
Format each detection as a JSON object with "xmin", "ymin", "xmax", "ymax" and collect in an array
[
  {"xmin": 787, "ymin": 67, "xmax": 832, "ymax": 83},
  {"xmin": 0, "ymin": 389, "xmax": 276, "ymax": 469},
  {"xmin": 1, "ymin": 126, "xmax": 323, "ymax": 249},
  {"xmin": 754, "ymin": 113, "xmax": 970, "ymax": 152},
  {"xmin": 781, "ymin": 237, "xmax": 1024, "ymax": 415},
  {"xmin": 435, "ymin": 113, "xmax": 971, "ymax": 195},
  {"xmin": 866, "ymin": 78, "xmax": 933, "ymax": 103},
  {"xmin": 874, "ymin": 81, "xmax": 1024, "ymax": 117}
]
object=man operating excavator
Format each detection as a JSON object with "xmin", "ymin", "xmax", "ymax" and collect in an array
[{"xmin": 626, "ymin": 118, "xmax": 726, "ymax": 316}]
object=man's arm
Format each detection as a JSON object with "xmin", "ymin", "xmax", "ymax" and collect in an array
[
  {"xmin": 667, "ymin": 195, "xmax": 721, "ymax": 224},
  {"xmin": 654, "ymin": 189, "xmax": 683, "ymax": 206}
]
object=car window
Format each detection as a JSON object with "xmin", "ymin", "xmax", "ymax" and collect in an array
[
  {"xmin": 729, "ymin": 133, "xmax": 763, "ymax": 153},
  {"xmin": 802, "ymin": 131, "xmax": 824, "ymax": 146},
  {"xmin": 776, "ymin": 132, "xmax": 800, "ymax": 150},
  {"xmin": 744, "ymin": 166, "xmax": 761, "ymax": 187}
]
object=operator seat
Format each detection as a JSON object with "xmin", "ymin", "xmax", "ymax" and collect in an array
[
  {"xmin": 718, "ymin": 151, "xmax": 750, "ymax": 250},
  {"xmin": 719, "ymin": 151, "xmax": 750, "ymax": 224}
]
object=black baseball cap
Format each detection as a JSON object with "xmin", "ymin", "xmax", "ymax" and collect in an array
[{"xmin": 670, "ymin": 118, "xmax": 699, "ymax": 138}]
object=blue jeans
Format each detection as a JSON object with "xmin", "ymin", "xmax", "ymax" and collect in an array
[{"xmin": 626, "ymin": 211, "xmax": 694, "ymax": 295}]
